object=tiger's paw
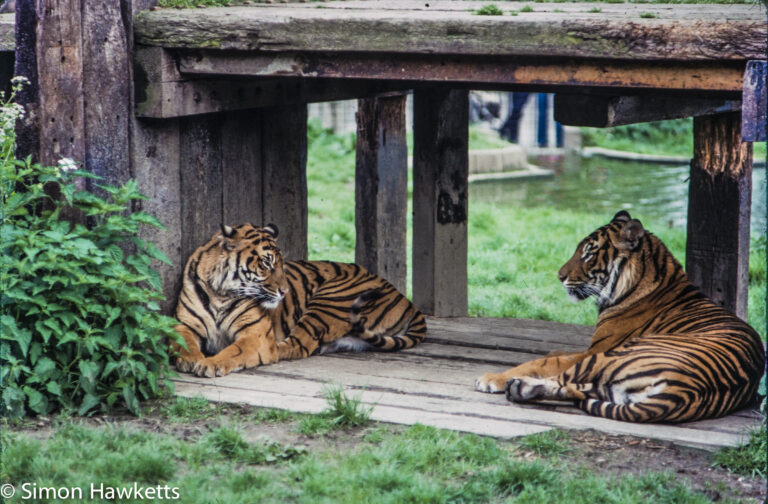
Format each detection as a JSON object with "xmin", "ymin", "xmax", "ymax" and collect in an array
[
  {"xmin": 474, "ymin": 373, "xmax": 509, "ymax": 394},
  {"xmin": 505, "ymin": 377, "xmax": 555, "ymax": 402},
  {"xmin": 188, "ymin": 358, "xmax": 239, "ymax": 378},
  {"xmin": 175, "ymin": 355, "xmax": 201, "ymax": 374}
]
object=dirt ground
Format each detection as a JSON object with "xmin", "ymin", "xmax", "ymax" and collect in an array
[{"xmin": 9, "ymin": 403, "xmax": 768, "ymax": 503}]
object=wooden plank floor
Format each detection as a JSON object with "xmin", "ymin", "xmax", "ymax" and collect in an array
[{"xmin": 173, "ymin": 317, "xmax": 762, "ymax": 450}]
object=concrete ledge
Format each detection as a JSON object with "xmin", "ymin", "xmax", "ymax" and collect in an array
[
  {"xmin": 469, "ymin": 145, "xmax": 527, "ymax": 174},
  {"xmin": 469, "ymin": 164, "xmax": 554, "ymax": 183}
]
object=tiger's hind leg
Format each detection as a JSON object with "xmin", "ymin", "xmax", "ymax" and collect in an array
[
  {"xmin": 347, "ymin": 289, "xmax": 426, "ymax": 351},
  {"xmin": 505, "ymin": 376, "xmax": 591, "ymax": 402},
  {"xmin": 276, "ymin": 308, "xmax": 352, "ymax": 360},
  {"xmin": 475, "ymin": 351, "xmax": 589, "ymax": 394}
]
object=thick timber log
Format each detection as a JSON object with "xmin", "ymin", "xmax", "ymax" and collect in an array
[
  {"xmin": 412, "ymin": 88, "xmax": 469, "ymax": 317},
  {"xmin": 686, "ymin": 112, "xmax": 752, "ymax": 320}
]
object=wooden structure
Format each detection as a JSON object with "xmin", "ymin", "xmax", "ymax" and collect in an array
[
  {"xmin": 6, "ymin": 1, "xmax": 766, "ymax": 442},
  {"xmin": 6, "ymin": 1, "xmax": 765, "ymax": 318},
  {"xmin": 174, "ymin": 316, "xmax": 763, "ymax": 450}
]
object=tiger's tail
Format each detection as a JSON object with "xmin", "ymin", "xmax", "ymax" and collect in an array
[{"xmin": 349, "ymin": 290, "xmax": 427, "ymax": 351}]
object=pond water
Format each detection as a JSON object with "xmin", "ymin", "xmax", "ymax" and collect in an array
[{"xmin": 470, "ymin": 155, "xmax": 767, "ymax": 234}]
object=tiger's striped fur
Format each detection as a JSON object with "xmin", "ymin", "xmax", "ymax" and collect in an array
[
  {"xmin": 476, "ymin": 211, "xmax": 765, "ymax": 423},
  {"xmin": 174, "ymin": 223, "xmax": 426, "ymax": 377}
]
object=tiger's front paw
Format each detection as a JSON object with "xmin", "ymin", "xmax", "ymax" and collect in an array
[
  {"xmin": 176, "ymin": 355, "xmax": 201, "ymax": 374},
  {"xmin": 188, "ymin": 358, "xmax": 239, "ymax": 378},
  {"xmin": 474, "ymin": 373, "xmax": 509, "ymax": 394}
]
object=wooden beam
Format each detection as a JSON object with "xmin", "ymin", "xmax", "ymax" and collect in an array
[
  {"xmin": 412, "ymin": 88, "xmax": 469, "ymax": 317},
  {"xmin": 261, "ymin": 104, "xmax": 308, "ymax": 262},
  {"xmin": 741, "ymin": 60, "xmax": 766, "ymax": 142},
  {"xmin": 134, "ymin": 5, "xmax": 764, "ymax": 61},
  {"xmin": 177, "ymin": 51, "xmax": 746, "ymax": 94},
  {"xmin": 355, "ymin": 92, "xmax": 408, "ymax": 293},
  {"xmin": 554, "ymin": 94, "xmax": 741, "ymax": 127},
  {"xmin": 686, "ymin": 112, "xmax": 752, "ymax": 320}
]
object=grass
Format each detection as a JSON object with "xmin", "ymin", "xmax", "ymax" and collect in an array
[
  {"xmin": 582, "ymin": 118, "xmax": 768, "ymax": 160},
  {"xmin": 517, "ymin": 429, "xmax": 572, "ymax": 457},
  {"xmin": 474, "ymin": 3, "xmax": 505, "ymax": 15},
  {"xmin": 715, "ymin": 428, "xmax": 767, "ymax": 478},
  {"xmin": 299, "ymin": 384, "xmax": 373, "ymax": 435},
  {"xmin": 639, "ymin": 11, "xmax": 658, "ymax": 17},
  {"xmin": 0, "ymin": 420, "xmax": 727, "ymax": 503}
]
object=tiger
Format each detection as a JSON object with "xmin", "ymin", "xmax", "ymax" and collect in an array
[
  {"xmin": 173, "ymin": 223, "xmax": 426, "ymax": 378},
  {"xmin": 475, "ymin": 210, "xmax": 765, "ymax": 423}
]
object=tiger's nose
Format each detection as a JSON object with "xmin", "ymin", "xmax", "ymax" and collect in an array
[{"xmin": 557, "ymin": 271, "xmax": 566, "ymax": 283}]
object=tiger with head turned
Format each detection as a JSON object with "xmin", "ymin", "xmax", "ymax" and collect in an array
[
  {"xmin": 173, "ymin": 223, "xmax": 426, "ymax": 377},
  {"xmin": 476, "ymin": 210, "xmax": 765, "ymax": 423}
]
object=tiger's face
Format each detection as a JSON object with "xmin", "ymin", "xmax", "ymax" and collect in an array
[
  {"xmin": 558, "ymin": 210, "xmax": 645, "ymax": 309},
  {"xmin": 210, "ymin": 223, "xmax": 289, "ymax": 309}
]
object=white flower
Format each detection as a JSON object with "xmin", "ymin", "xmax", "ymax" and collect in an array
[
  {"xmin": 58, "ymin": 157, "xmax": 78, "ymax": 173},
  {"xmin": 11, "ymin": 76, "xmax": 29, "ymax": 85}
]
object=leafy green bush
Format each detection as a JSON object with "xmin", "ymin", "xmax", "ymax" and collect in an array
[{"xmin": 1, "ymin": 81, "xmax": 182, "ymax": 418}]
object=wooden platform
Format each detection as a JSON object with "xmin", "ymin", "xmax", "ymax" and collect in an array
[{"xmin": 173, "ymin": 317, "xmax": 762, "ymax": 450}]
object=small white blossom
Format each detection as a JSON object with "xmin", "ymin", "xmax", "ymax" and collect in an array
[
  {"xmin": 58, "ymin": 157, "xmax": 78, "ymax": 173},
  {"xmin": 11, "ymin": 76, "xmax": 29, "ymax": 85}
]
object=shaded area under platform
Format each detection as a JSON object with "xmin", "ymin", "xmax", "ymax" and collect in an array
[{"xmin": 173, "ymin": 317, "xmax": 762, "ymax": 451}]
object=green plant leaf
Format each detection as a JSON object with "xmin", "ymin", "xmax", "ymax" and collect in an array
[
  {"xmin": 23, "ymin": 386, "xmax": 48, "ymax": 415},
  {"xmin": 78, "ymin": 393, "xmax": 101, "ymax": 416}
]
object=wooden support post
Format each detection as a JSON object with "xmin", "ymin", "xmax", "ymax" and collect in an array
[
  {"xmin": 221, "ymin": 110, "xmax": 263, "ymax": 226},
  {"xmin": 412, "ymin": 88, "xmax": 469, "ymax": 317},
  {"xmin": 179, "ymin": 114, "xmax": 224, "ymax": 267},
  {"xmin": 261, "ymin": 104, "xmax": 308, "ymax": 262},
  {"xmin": 686, "ymin": 112, "xmax": 752, "ymax": 320},
  {"xmin": 355, "ymin": 93, "xmax": 408, "ymax": 292}
]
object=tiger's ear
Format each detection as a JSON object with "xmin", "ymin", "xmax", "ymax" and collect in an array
[
  {"xmin": 617, "ymin": 219, "xmax": 645, "ymax": 250},
  {"xmin": 612, "ymin": 210, "xmax": 632, "ymax": 223},
  {"xmin": 220, "ymin": 224, "xmax": 236, "ymax": 239},
  {"xmin": 263, "ymin": 223, "xmax": 279, "ymax": 238},
  {"xmin": 219, "ymin": 224, "xmax": 237, "ymax": 250}
]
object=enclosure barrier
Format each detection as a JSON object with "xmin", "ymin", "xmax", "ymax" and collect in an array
[{"xmin": 6, "ymin": 1, "xmax": 766, "ymax": 320}]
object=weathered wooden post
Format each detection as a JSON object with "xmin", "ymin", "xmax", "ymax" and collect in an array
[
  {"xmin": 412, "ymin": 88, "xmax": 469, "ymax": 317},
  {"xmin": 355, "ymin": 92, "xmax": 408, "ymax": 293},
  {"xmin": 686, "ymin": 112, "xmax": 752, "ymax": 320}
]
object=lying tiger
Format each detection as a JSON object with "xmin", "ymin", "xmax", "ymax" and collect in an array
[
  {"xmin": 173, "ymin": 223, "xmax": 426, "ymax": 377},
  {"xmin": 476, "ymin": 210, "xmax": 765, "ymax": 423}
]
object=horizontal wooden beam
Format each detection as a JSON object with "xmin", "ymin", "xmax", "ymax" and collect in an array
[
  {"xmin": 134, "ymin": 4, "xmax": 764, "ymax": 61},
  {"xmin": 177, "ymin": 51, "xmax": 746, "ymax": 94},
  {"xmin": 741, "ymin": 60, "xmax": 766, "ymax": 142},
  {"xmin": 554, "ymin": 94, "xmax": 742, "ymax": 127},
  {"xmin": 134, "ymin": 47, "xmax": 412, "ymax": 117}
]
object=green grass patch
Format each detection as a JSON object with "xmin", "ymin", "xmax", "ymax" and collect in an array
[
  {"xmin": 0, "ymin": 420, "xmax": 743, "ymax": 503},
  {"xmin": 517, "ymin": 429, "xmax": 571, "ymax": 456},
  {"xmin": 520, "ymin": 4, "xmax": 535, "ymax": 11},
  {"xmin": 714, "ymin": 427, "xmax": 767, "ymax": 478},
  {"xmin": 298, "ymin": 384, "xmax": 372, "ymax": 435},
  {"xmin": 639, "ymin": 11, "xmax": 658, "ymax": 17},
  {"xmin": 474, "ymin": 3, "xmax": 504, "ymax": 15}
]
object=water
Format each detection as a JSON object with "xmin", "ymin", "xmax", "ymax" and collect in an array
[{"xmin": 470, "ymin": 156, "xmax": 767, "ymax": 234}]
